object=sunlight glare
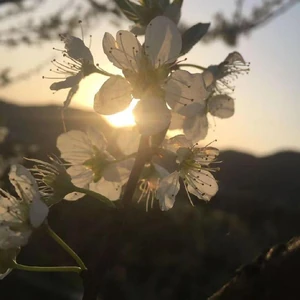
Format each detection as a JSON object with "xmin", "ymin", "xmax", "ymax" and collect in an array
[
  {"xmin": 104, "ymin": 99, "xmax": 138, "ymax": 127},
  {"xmin": 73, "ymin": 72, "xmax": 138, "ymax": 127}
]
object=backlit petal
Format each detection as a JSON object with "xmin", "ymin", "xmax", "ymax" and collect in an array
[
  {"xmin": 193, "ymin": 147, "xmax": 219, "ymax": 165},
  {"xmin": 67, "ymin": 165, "xmax": 93, "ymax": 189},
  {"xmin": 86, "ymin": 128, "xmax": 108, "ymax": 153},
  {"xmin": 29, "ymin": 195, "xmax": 49, "ymax": 228},
  {"xmin": 164, "ymin": 134, "xmax": 192, "ymax": 152},
  {"xmin": 103, "ymin": 31, "xmax": 142, "ymax": 71},
  {"xmin": 186, "ymin": 169, "xmax": 218, "ymax": 201},
  {"xmin": 165, "ymin": 70, "xmax": 209, "ymax": 116},
  {"xmin": 145, "ymin": 16, "xmax": 182, "ymax": 68},
  {"xmin": 116, "ymin": 127, "xmax": 140, "ymax": 155},
  {"xmin": 156, "ymin": 171, "xmax": 180, "ymax": 211},
  {"xmin": 183, "ymin": 114, "xmax": 208, "ymax": 143},
  {"xmin": 94, "ymin": 76, "xmax": 132, "ymax": 115},
  {"xmin": 9, "ymin": 165, "xmax": 39, "ymax": 203},
  {"xmin": 208, "ymin": 94, "xmax": 234, "ymax": 118},
  {"xmin": 90, "ymin": 179, "xmax": 121, "ymax": 201},
  {"xmin": 57, "ymin": 131, "xmax": 94, "ymax": 164},
  {"xmin": 102, "ymin": 159, "xmax": 133, "ymax": 184}
]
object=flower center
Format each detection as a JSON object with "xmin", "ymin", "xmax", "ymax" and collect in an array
[
  {"xmin": 123, "ymin": 54, "xmax": 170, "ymax": 99},
  {"xmin": 83, "ymin": 147, "xmax": 111, "ymax": 182}
]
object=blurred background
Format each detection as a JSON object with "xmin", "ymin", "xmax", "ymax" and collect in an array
[{"xmin": 0, "ymin": 0, "xmax": 300, "ymax": 299}]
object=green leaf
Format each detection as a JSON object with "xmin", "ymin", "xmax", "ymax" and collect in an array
[
  {"xmin": 181, "ymin": 23, "xmax": 210, "ymax": 55},
  {"xmin": 158, "ymin": 0, "xmax": 170, "ymax": 10},
  {"xmin": 172, "ymin": 0, "xmax": 183, "ymax": 7},
  {"xmin": 115, "ymin": 0, "xmax": 145, "ymax": 22},
  {"xmin": 164, "ymin": 2, "xmax": 181, "ymax": 24},
  {"xmin": 141, "ymin": 0, "xmax": 155, "ymax": 7}
]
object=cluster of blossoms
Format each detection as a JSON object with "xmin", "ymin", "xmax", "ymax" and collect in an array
[
  {"xmin": 49, "ymin": 16, "xmax": 248, "ymax": 139},
  {"xmin": 1, "ymin": 1, "xmax": 249, "ymax": 282},
  {"xmin": 39, "ymin": 15, "xmax": 247, "ymax": 210},
  {"xmin": 0, "ymin": 165, "xmax": 48, "ymax": 278}
]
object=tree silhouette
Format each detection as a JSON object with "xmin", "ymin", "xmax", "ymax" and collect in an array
[{"xmin": 0, "ymin": 0, "xmax": 299, "ymax": 87}]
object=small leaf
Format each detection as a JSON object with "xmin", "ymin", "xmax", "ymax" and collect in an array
[
  {"xmin": 172, "ymin": 0, "xmax": 183, "ymax": 8},
  {"xmin": 115, "ymin": 0, "xmax": 144, "ymax": 22},
  {"xmin": 181, "ymin": 23, "xmax": 210, "ymax": 55},
  {"xmin": 164, "ymin": 2, "xmax": 181, "ymax": 24}
]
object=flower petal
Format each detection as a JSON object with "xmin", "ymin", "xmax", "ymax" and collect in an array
[
  {"xmin": 94, "ymin": 76, "xmax": 132, "ymax": 115},
  {"xmin": 145, "ymin": 16, "xmax": 182, "ymax": 68},
  {"xmin": 165, "ymin": 70, "xmax": 209, "ymax": 116},
  {"xmin": 29, "ymin": 195, "xmax": 49, "ymax": 228},
  {"xmin": 103, "ymin": 31, "xmax": 142, "ymax": 71},
  {"xmin": 9, "ymin": 165, "xmax": 39, "ymax": 202},
  {"xmin": 202, "ymin": 69, "xmax": 216, "ymax": 90},
  {"xmin": 116, "ymin": 127, "xmax": 140, "ymax": 155},
  {"xmin": 186, "ymin": 169, "xmax": 218, "ymax": 201},
  {"xmin": 156, "ymin": 171, "xmax": 180, "ymax": 211},
  {"xmin": 208, "ymin": 94, "xmax": 234, "ymax": 118},
  {"xmin": 133, "ymin": 97, "xmax": 171, "ymax": 135},
  {"xmin": 153, "ymin": 163, "xmax": 170, "ymax": 179},
  {"xmin": 63, "ymin": 83, "xmax": 79, "ymax": 109},
  {"xmin": 0, "ymin": 226, "xmax": 31, "ymax": 249},
  {"xmin": 86, "ymin": 128, "xmax": 108, "ymax": 153},
  {"xmin": 57, "ymin": 131, "xmax": 94, "ymax": 164},
  {"xmin": 90, "ymin": 179, "xmax": 122, "ymax": 201},
  {"xmin": 164, "ymin": 134, "xmax": 192, "ymax": 152},
  {"xmin": 193, "ymin": 147, "xmax": 219, "ymax": 165},
  {"xmin": 64, "ymin": 192, "xmax": 85, "ymax": 201},
  {"xmin": 183, "ymin": 113, "xmax": 208, "ymax": 143},
  {"xmin": 67, "ymin": 165, "xmax": 93, "ymax": 189},
  {"xmin": 60, "ymin": 34, "xmax": 94, "ymax": 63},
  {"xmin": 102, "ymin": 159, "xmax": 133, "ymax": 184},
  {"xmin": 50, "ymin": 73, "xmax": 82, "ymax": 91},
  {"xmin": 224, "ymin": 51, "xmax": 245, "ymax": 64}
]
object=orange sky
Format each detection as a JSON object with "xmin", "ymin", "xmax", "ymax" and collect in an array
[{"xmin": 0, "ymin": 1, "xmax": 299, "ymax": 156}]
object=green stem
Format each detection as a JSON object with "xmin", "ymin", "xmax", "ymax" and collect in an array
[
  {"xmin": 177, "ymin": 63, "xmax": 206, "ymax": 71},
  {"xmin": 45, "ymin": 223, "xmax": 87, "ymax": 271},
  {"xmin": 13, "ymin": 262, "xmax": 81, "ymax": 273},
  {"xmin": 73, "ymin": 186, "xmax": 116, "ymax": 208},
  {"xmin": 109, "ymin": 152, "xmax": 137, "ymax": 164}
]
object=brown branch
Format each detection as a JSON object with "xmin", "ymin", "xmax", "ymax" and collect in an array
[
  {"xmin": 122, "ymin": 135, "xmax": 151, "ymax": 207},
  {"xmin": 209, "ymin": 236, "xmax": 300, "ymax": 300}
]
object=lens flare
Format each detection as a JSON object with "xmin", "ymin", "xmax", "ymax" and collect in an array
[{"xmin": 104, "ymin": 99, "xmax": 138, "ymax": 127}]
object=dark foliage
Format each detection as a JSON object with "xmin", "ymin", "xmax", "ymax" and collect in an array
[{"xmin": 0, "ymin": 100, "xmax": 300, "ymax": 299}]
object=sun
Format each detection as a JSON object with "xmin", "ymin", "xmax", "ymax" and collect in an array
[
  {"xmin": 73, "ymin": 72, "xmax": 138, "ymax": 128},
  {"xmin": 104, "ymin": 99, "xmax": 138, "ymax": 127}
]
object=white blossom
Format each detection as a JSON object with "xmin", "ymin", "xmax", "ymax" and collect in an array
[
  {"xmin": 208, "ymin": 94, "xmax": 235, "ymax": 119},
  {"xmin": 157, "ymin": 135, "xmax": 219, "ymax": 210},
  {"xmin": 203, "ymin": 52, "xmax": 248, "ymax": 94},
  {"xmin": 137, "ymin": 163, "xmax": 169, "ymax": 211},
  {"xmin": 0, "ymin": 165, "xmax": 48, "ymax": 250},
  {"xmin": 57, "ymin": 129, "xmax": 133, "ymax": 201},
  {"xmin": 47, "ymin": 34, "xmax": 94, "ymax": 108},
  {"xmin": 94, "ymin": 16, "xmax": 210, "ymax": 135},
  {"xmin": 28, "ymin": 156, "xmax": 77, "ymax": 205}
]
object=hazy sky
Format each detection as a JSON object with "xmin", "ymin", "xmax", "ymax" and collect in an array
[{"xmin": 0, "ymin": 0, "xmax": 299, "ymax": 156}]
